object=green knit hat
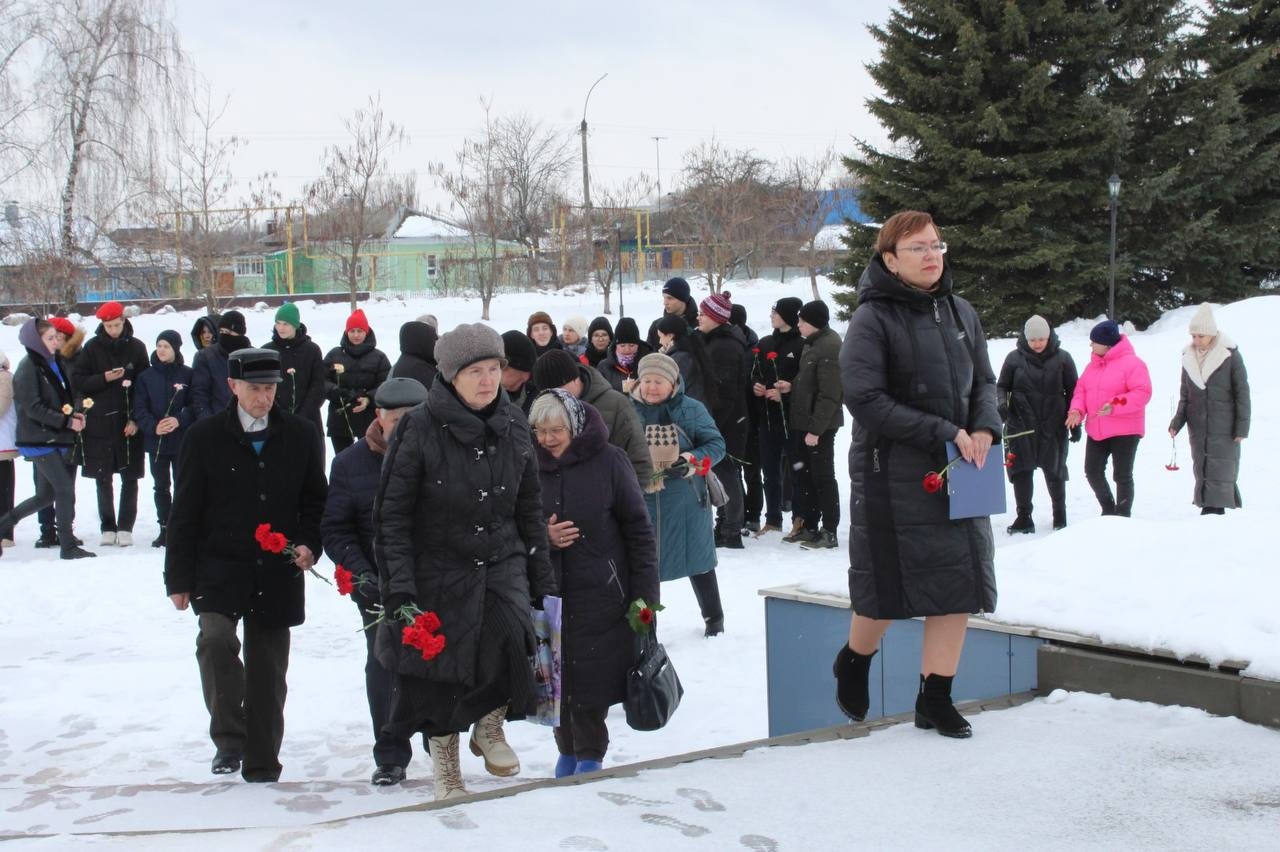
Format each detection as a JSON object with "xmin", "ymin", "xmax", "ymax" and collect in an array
[{"xmin": 275, "ymin": 302, "xmax": 300, "ymax": 329}]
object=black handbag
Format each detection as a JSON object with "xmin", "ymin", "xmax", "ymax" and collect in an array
[{"xmin": 624, "ymin": 630, "xmax": 684, "ymax": 731}]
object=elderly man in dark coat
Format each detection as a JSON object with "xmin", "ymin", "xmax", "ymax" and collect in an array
[
  {"xmin": 531, "ymin": 390, "xmax": 658, "ymax": 777},
  {"xmin": 73, "ymin": 301, "xmax": 150, "ymax": 547},
  {"xmin": 322, "ymin": 377, "xmax": 429, "ymax": 788},
  {"xmin": 531, "ymin": 349, "xmax": 652, "ymax": 485},
  {"xmin": 165, "ymin": 348, "xmax": 327, "ymax": 783}
]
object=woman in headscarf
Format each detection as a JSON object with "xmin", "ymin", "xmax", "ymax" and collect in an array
[
  {"xmin": 531, "ymin": 389, "xmax": 658, "ymax": 777},
  {"xmin": 1168, "ymin": 303, "xmax": 1250, "ymax": 515}
]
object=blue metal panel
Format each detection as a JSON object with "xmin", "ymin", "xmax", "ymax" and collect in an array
[
  {"xmin": 952, "ymin": 629, "xmax": 1012, "ymax": 702},
  {"xmin": 881, "ymin": 619, "xmax": 924, "ymax": 716},
  {"xmin": 1010, "ymin": 633, "xmax": 1041, "ymax": 693}
]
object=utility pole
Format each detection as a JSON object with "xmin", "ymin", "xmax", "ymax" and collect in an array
[
  {"xmin": 652, "ymin": 136, "xmax": 667, "ymax": 215},
  {"xmin": 581, "ymin": 73, "xmax": 608, "ymax": 284}
]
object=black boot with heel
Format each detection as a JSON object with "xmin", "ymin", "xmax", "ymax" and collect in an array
[
  {"xmin": 833, "ymin": 645, "xmax": 877, "ymax": 721},
  {"xmin": 914, "ymin": 673, "xmax": 972, "ymax": 738}
]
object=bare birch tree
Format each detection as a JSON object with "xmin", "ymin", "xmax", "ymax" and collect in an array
[
  {"xmin": 306, "ymin": 94, "xmax": 415, "ymax": 310},
  {"xmin": 778, "ymin": 147, "xmax": 841, "ymax": 300},
  {"xmin": 0, "ymin": 0, "xmax": 42, "ymax": 186},
  {"xmin": 588, "ymin": 174, "xmax": 653, "ymax": 314},
  {"xmin": 35, "ymin": 0, "xmax": 185, "ymax": 265}
]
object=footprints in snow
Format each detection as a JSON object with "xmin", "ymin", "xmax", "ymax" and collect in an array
[
  {"xmin": 677, "ymin": 786, "xmax": 725, "ymax": 812},
  {"xmin": 590, "ymin": 786, "xmax": 775, "ymax": 848}
]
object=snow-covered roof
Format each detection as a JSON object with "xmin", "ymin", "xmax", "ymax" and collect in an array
[{"xmin": 393, "ymin": 214, "xmax": 473, "ymax": 240}]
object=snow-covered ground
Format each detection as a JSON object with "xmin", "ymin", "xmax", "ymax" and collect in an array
[{"xmin": 1, "ymin": 280, "xmax": 1276, "ymax": 844}]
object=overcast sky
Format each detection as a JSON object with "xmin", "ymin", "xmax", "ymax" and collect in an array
[{"xmin": 171, "ymin": 0, "xmax": 895, "ymax": 212}]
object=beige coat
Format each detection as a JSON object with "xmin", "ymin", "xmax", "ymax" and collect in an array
[{"xmin": 0, "ymin": 353, "xmax": 17, "ymax": 459}]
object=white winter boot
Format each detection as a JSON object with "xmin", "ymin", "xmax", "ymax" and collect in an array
[
  {"xmin": 468, "ymin": 707, "xmax": 520, "ymax": 776},
  {"xmin": 429, "ymin": 734, "xmax": 467, "ymax": 801}
]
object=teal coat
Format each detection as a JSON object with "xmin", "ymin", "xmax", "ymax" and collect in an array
[{"xmin": 631, "ymin": 385, "xmax": 726, "ymax": 582}]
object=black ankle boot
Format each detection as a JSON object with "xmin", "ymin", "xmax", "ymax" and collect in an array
[
  {"xmin": 914, "ymin": 674, "xmax": 972, "ymax": 738},
  {"xmin": 703, "ymin": 616, "xmax": 724, "ymax": 637},
  {"xmin": 1005, "ymin": 514, "xmax": 1035, "ymax": 535},
  {"xmin": 834, "ymin": 645, "xmax": 876, "ymax": 721}
]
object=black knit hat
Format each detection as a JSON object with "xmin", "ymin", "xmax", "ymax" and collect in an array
[
  {"xmin": 156, "ymin": 329, "xmax": 183, "ymax": 351},
  {"xmin": 613, "ymin": 317, "xmax": 642, "ymax": 345},
  {"xmin": 729, "ymin": 303, "xmax": 748, "ymax": 327},
  {"xmin": 799, "ymin": 300, "xmax": 830, "ymax": 330},
  {"xmin": 1089, "ymin": 320, "xmax": 1121, "ymax": 347},
  {"xmin": 531, "ymin": 349, "xmax": 583, "ymax": 391},
  {"xmin": 501, "ymin": 330, "xmax": 538, "ymax": 373},
  {"xmin": 662, "ymin": 277, "xmax": 691, "ymax": 302},
  {"xmin": 218, "ymin": 310, "xmax": 247, "ymax": 335},
  {"xmin": 773, "ymin": 297, "xmax": 803, "ymax": 329},
  {"xmin": 656, "ymin": 313, "xmax": 689, "ymax": 338},
  {"xmin": 587, "ymin": 316, "xmax": 614, "ymax": 340}
]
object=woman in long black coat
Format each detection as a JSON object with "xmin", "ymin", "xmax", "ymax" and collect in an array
[
  {"xmin": 996, "ymin": 315, "xmax": 1079, "ymax": 533},
  {"xmin": 73, "ymin": 304, "xmax": 149, "ymax": 546},
  {"xmin": 323, "ymin": 310, "xmax": 390, "ymax": 455},
  {"xmin": 264, "ymin": 308, "xmax": 326, "ymax": 440},
  {"xmin": 1168, "ymin": 303, "xmax": 1250, "ymax": 514},
  {"xmin": 374, "ymin": 323, "xmax": 556, "ymax": 801},
  {"xmin": 834, "ymin": 211, "xmax": 1001, "ymax": 739},
  {"xmin": 531, "ymin": 390, "xmax": 659, "ymax": 777}
]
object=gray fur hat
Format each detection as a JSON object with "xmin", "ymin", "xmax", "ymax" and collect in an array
[{"xmin": 435, "ymin": 323, "xmax": 508, "ymax": 382}]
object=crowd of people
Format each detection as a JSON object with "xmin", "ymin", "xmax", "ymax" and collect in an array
[{"xmin": 0, "ymin": 209, "xmax": 1252, "ymax": 797}]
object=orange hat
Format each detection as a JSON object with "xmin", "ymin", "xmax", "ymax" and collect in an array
[
  {"xmin": 345, "ymin": 309, "xmax": 370, "ymax": 333},
  {"xmin": 95, "ymin": 301, "xmax": 124, "ymax": 321}
]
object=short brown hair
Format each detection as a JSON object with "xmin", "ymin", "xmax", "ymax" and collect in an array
[{"xmin": 876, "ymin": 210, "xmax": 939, "ymax": 255}]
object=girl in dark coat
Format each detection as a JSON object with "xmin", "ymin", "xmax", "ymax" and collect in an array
[
  {"xmin": 0, "ymin": 319, "xmax": 94, "ymax": 559},
  {"xmin": 596, "ymin": 317, "xmax": 650, "ymax": 393},
  {"xmin": 73, "ymin": 302, "xmax": 149, "ymax": 546},
  {"xmin": 834, "ymin": 211, "xmax": 1001, "ymax": 739},
  {"xmin": 997, "ymin": 315, "xmax": 1079, "ymax": 533},
  {"xmin": 323, "ymin": 310, "xmax": 390, "ymax": 455},
  {"xmin": 527, "ymin": 311, "xmax": 563, "ymax": 359},
  {"xmin": 132, "ymin": 330, "xmax": 195, "ymax": 547},
  {"xmin": 532, "ymin": 390, "xmax": 659, "ymax": 777},
  {"xmin": 264, "ymin": 303, "xmax": 326, "ymax": 439},
  {"xmin": 752, "ymin": 298, "xmax": 805, "ymax": 535},
  {"xmin": 583, "ymin": 316, "xmax": 613, "ymax": 368},
  {"xmin": 389, "ymin": 319, "xmax": 439, "ymax": 389},
  {"xmin": 694, "ymin": 291, "xmax": 750, "ymax": 547},
  {"xmin": 190, "ymin": 315, "xmax": 218, "ymax": 351},
  {"xmin": 1168, "ymin": 303, "xmax": 1250, "ymax": 514},
  {"xmin": 374, "ymin": 323, "xmax": 556, "ymax": 801}
]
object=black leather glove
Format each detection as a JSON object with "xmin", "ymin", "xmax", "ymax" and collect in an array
[
  {"xmin": 382, "ymin": 593, "xmax": 414, "ymax": 617},
  {"xmin": 1069, "ymin": 426, "xmax": 1082, "ymax": 443}
]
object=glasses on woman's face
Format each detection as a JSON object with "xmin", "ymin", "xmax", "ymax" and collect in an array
[
  {"xmin": 532, "ymin": 426, "xmax": 569, "ymax": 440},
  {"xmin": 895, "ymin": 241, "xmax": 948, "ymax": 257}
]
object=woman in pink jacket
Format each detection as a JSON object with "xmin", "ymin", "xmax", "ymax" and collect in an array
[{"xmin": 1065, "ymin": 320, "xmax": 1151, "ymax": 517}]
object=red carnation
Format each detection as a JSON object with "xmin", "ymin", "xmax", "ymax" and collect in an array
[
  {"xmin": 334, "ymin": 565, "xmax": 354, "ymax": 596},
  {"xmin": 751, "ymin": 347, "xmax": 760, "ymax": 354},
  {"xmin": 923, "ymin": 472, "xmax": 944, "ymax": 493},
  {"xmin": 639, "ymin": 608, "xmax": 654, "ymax": 626},
  {"xmin": 766, "ymin": 351, "xmax": 779, "ymax": 361},
  {"xmin": 698, "ymin": 456, "xmax": 712, "ymax": 476},
  {"xmin": 1004, "ymin": 452, "xmax": 1016, "ymax": 469}
]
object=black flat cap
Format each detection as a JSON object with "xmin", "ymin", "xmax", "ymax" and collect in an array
[
  {"xmin": 374, "ymin": 377, "xmax": 428, "ymax": 409},
  {"xmin": 228, "ymin": 348, "xmax": 282, "ymax": 383}
]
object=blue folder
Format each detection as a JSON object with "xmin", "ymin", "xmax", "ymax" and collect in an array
[{"xmin": 944, "ymin": 442, "xmax": 1007, "ymax": 520}]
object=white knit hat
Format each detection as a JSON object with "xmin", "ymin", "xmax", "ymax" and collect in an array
[
  {"xmin": 1188, "ymin": 303, "xmax": 1218, "ymax": 336},
  {"xmin": 1023, "ymin": 315, "xmax": 1050, "ymax": 341}
]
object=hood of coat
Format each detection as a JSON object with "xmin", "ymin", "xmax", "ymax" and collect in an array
[
  {"xmin": 856, "ymin": 252, "xmax": 955, "ymax": 311},
  {"xmin": 1016, "ymin": 331, "xmax": 1061, "ymax": 362},
  {"xmin": 536, "ymin": 402, "xmax": 608, "ymax": 472},
  {"xmin": 340, "ymin": 327, "xmax": 379, "ymax": 358},
  {"xmin": 190, "ymin": 316, "xmax": 218, "ymax": 350},
  {"xmin": 1092, "ymin": 335, "xmax": 1135, "ymax": 366},
  {"xmin": 59, "ymin": 327, "xmax": 85, "ymax": 360},
  {"xmin": 270, "ymin": 324, "xmax": 312, "ymax": 350},
  {"xmin": 18, "ymin": 318, "xmax": 49, "ymax": 358},
  {"xmin": 398, "ymin": 320, "xmax": 438, "ymax": 363}
]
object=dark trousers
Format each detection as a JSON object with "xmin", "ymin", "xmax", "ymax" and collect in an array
[
  {"xmin": 553, "ymin": 704, "xmax": 609, "ymax": 762},
  {"xmin": 759, "ymin": 427, "xmax": 796, "ymax": 527},
  {"xmin": 795, "ymin": 429, "xmax": 839, "ymax": 532},
  {"xmin": 689, "ymin": 568, "xmax": 723, "ymax": 622},
  {"xmin": 96, "ymin": 472, "xmax": 138, "ymax": 532},
  {"xmin": 196, "ymin": 612, "xmax": 291, "ymax": 781},
  {"xmin": 1010, "ymin": 469, "xmax": 1066, "ymax": 522},
  {"xmin": 1, "ymin": 454, "xmax": 78, "ymax": 547},
  {"xmin": 150, "ymin": 453, "xmax": 177, "ymax": 528},
  {"xmin": 741, "ymin": 457, "xmax": 763, "ymax": 526},
  {"xmin": 1084, "ymin": 435, "xmax": 1140, "ymax": 517},
  {"xmin": 359, "ymin": 603, "xmax": 416, "ymax": 768},
  {"xmin": 0, "ymin": 459, "xmax": 13, "ymax": 540},
  {"xmin": 712, "ymin": 458, "xmax": 744, "ymax": 536}
]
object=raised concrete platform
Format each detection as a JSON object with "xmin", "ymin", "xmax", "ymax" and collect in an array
[{"xmin": 761, "ymin": 583, "xmax": 1280, "ymax": 735}]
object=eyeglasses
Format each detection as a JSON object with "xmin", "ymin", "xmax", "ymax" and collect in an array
[
  {"xmin": 532, "ymin": 426, "xmax": 569, "ymax": 439},
  {"xmin": 895, "ymin": 241, "xmax": 948, "ymax": 257}
]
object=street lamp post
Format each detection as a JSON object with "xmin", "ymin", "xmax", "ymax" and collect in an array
[
  {"xmin": 652, "ymin": 136, "xmax": 667, "ymax": 215},
  {"xmin": 1108, "ymin": 173, "xmax": 1121, "ymax": 319},
  {"xmin": 580, "ymin": 73, "xmax": 607, "ymax": 286}
]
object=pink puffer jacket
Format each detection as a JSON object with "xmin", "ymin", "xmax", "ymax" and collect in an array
[{"xmin": 1069, "ymin": 336, "xmax": 1151, "ymax": 440}]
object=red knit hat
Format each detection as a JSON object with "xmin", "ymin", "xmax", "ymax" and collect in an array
[
  {"xmin": 345, "ymin": 309, "xmax": 370, "ymax": 333},
  {"xmin": 699, "ymin": 290, "xmax": 733, "ymax": 325},
  {"xmin": 95, "ymin": 301, "xmax": 124, "ymax": 321},
  {"xmin": 49, "ymin": 317, "xmax": 76, "ymax": 336}
]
